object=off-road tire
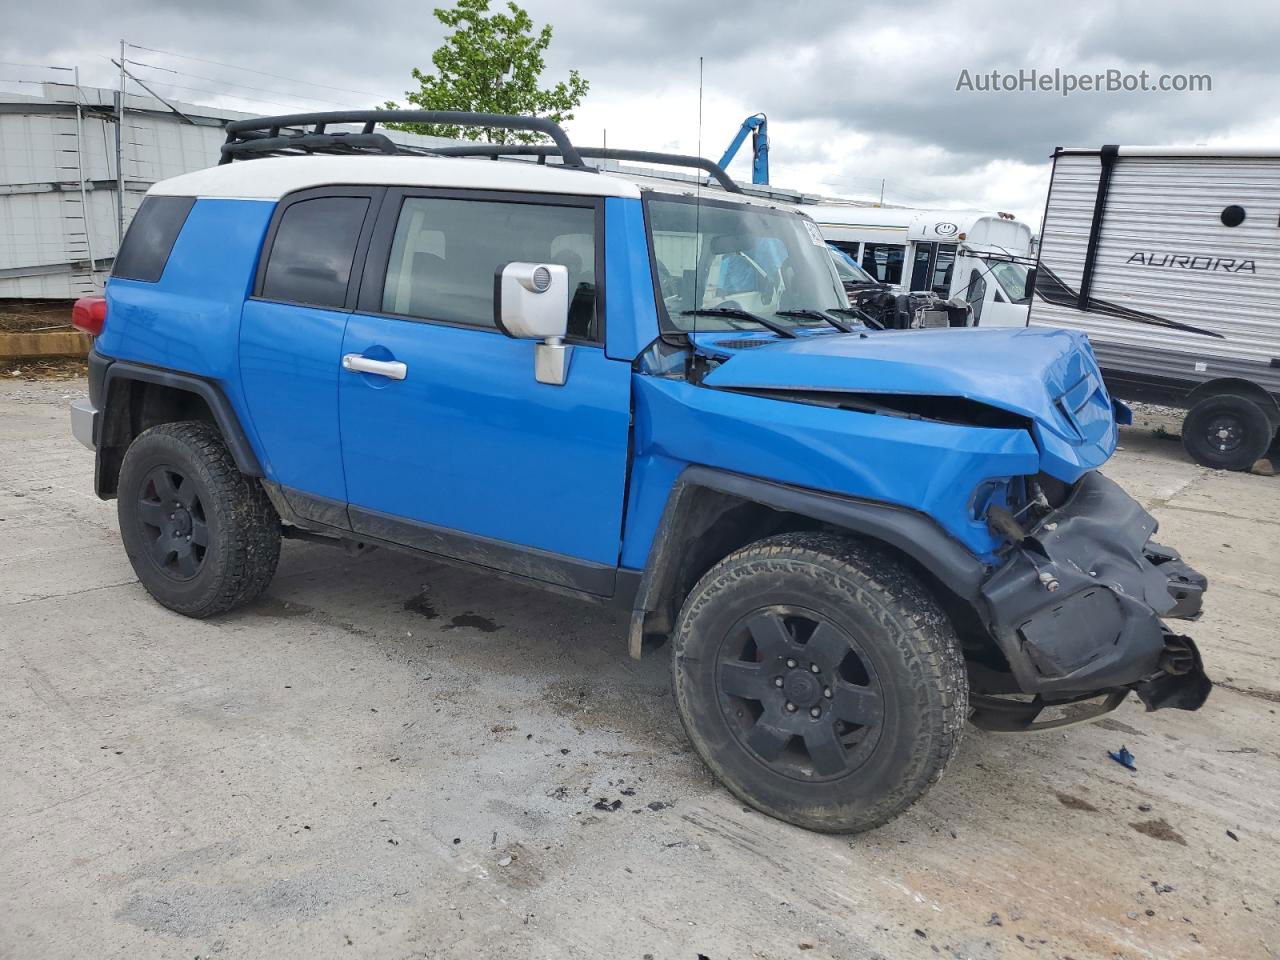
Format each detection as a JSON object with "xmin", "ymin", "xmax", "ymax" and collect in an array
[
  {"xmin": 671, "ymin": 531, "xmax": 967, "ymax": 833},
  {"xmin": 1182, "ymin": 393, "xmax": 1275, "ymax": 471},
  {"xmin": 117, "ymin": 421, "xmax": 280, "ymax": 617}
]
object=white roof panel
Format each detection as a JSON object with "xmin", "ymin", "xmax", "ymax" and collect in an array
[
  {"xmin": 148, "ymin": 154, "xmax": 643, "ymax": 201},
  {"xmin": 1059, "ymin": 145, "xmax": 1280, "ymax": 158}
]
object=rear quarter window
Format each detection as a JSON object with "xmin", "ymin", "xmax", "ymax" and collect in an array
[
  {"xmin": 259, "ymin": 196, "xmax": 370, "ymax": 309},
  {"xmin": 111, "ymin": 196, "xmax": 196, "ymax": 282}
]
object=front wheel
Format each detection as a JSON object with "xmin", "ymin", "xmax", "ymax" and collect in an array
[
  {"xmin": 671, "ymin": 532, "xmax": 967, "ymax": 833},
  {"xmin": 117, "ymin": 421, "xmax": 280, "ymax": 617}
]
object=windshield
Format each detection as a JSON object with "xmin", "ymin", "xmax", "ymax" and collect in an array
[
  {"xmin": 990, "ymin": 261, "xmax": 1031, "ymax": 304},
  {"xmin": 647, "ymin": 196, "xmax": 848, "ymax": 332},
  {"xmin": 827, "ymin": 245, "xmax": 878, "ymax": 284}
]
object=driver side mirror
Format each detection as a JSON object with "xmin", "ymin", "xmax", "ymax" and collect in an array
[{"xmin": 494, "ymin": 262, "xmax": 571, "ymax": 386}]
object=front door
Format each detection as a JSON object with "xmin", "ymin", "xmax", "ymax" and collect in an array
[{"xmin": 338, "ymin": 189, "xmax": 632, "ymax": 595}]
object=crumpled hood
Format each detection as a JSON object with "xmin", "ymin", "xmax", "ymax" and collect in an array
[{"xmin": 698, "ymin": 326, "xmax": 1118, "ymax": 481}]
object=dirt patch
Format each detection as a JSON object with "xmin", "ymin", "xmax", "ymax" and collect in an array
[
  {"xmin": 1095, "ymin": 717, "xmax": 1148, "ymax": 738},
  {"xmin": 444, "ymin": 612, "xmax": 501, "ymax": 633},
  {"xmin": 4, "ymin": 358, "xmax": 88, "ymax": 381},
  {"xmin": 0, "ymin": 300, "xmax": 74, "ymax": 333},
  {"xmin": 249, "ymin": 596, "xmax": 315, "ymax": 619},
  {"xmin": 403, "ymin": 590, "xmax": 439, "ymax": 620},
  {"xmin": 1218, "ymin": 681, "xmax": 1280, "ymax": 704},
  {"xmin": 1054, "ymin": 791, "xmax": 1099, "ymax": 812},
  {"xmin": 1130, "ymin": 818, "xmax": 1188, "ymax": 845}
]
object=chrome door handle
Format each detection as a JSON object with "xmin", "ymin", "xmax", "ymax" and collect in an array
[{"xmin": 342, "ymin": 354, "xmax": 407, "ymax": 380}]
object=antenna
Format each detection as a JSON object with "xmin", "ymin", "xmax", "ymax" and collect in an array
[
  {"xmin": 696, "ymin": 57, "xmax": 703, "ymax": 161},
  {"xmin": 693, "ymin": 56, "xmax": 704, "ymax": 333}
]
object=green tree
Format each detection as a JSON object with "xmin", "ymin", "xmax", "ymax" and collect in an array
[{"xmin": 383, "ymin": 0, "xmax": 589, "ymax": 143}]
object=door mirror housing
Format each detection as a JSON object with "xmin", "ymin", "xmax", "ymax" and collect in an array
[
  {"xmin": 494, "ymin": 262, "xmax": 572, "ymax": 385},
  {"xmin": 495, "ymin": 262, "xmax": 569, "ymax": 340}
]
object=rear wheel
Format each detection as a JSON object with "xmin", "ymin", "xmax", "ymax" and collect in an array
[
  {"xmin": 1182, "ymin": 394, "xmax": 1275, "ymax": 470},
  {"xmin": 117, "ymin": 421, "xmax": 280, "ymax": 617},
  {"xmin": 671, "ymin": 532, "xmax": 967, "ymax": 833}
]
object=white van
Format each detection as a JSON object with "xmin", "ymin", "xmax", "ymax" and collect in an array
[{"xmin": 807, "ymin": 205, "xmax": 1035, "ymax": 327}]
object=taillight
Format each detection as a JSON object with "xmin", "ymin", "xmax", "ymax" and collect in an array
[{"xmin": 71, "ymin": 296, "xmax": 107, "ymax": 336}]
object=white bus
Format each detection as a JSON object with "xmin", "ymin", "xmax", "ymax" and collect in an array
[{"xmin": 806, "ymin": 205, "xmax": 1036, "ymax": 327}]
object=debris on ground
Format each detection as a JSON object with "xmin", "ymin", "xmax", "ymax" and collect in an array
[
  {"xmin": 1109, "ymin": 745, "xmax": 1137, "ymax": 770},
  {"xmin": 593, "ymin": 798, "xmax": 622, "ymax": 812},
  {"xmin": 1251, "ymin": 459, "xmax": 1275, "ymax": 477}
]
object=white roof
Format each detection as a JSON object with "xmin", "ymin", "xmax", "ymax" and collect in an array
[
  {"xmin": 1058, "ymin": 145, "xmax": 1280, "ymax": 158},
  {"xmin": 148, "ymin": 154, "xmax": 643, "ymax": 201},
  {"xmin": 805, "ymin": 205, "xmax": 918, "ymax": 229},
  {"xmin": 807, "ymin": 205, "xmax": 1012, "ymax": 234}
]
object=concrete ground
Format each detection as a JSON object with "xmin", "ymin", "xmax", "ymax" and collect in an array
[{"xmin": 1, "ymin": 378, "xmax": 1277, "ymax": 960}]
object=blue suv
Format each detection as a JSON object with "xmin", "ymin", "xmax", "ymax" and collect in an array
[{"xmin": 69, "ymin": 112, "xmax": 1210, "ymax": 833}]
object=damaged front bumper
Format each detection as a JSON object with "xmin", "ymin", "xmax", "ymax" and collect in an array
[{"xmin": 970, "ymin": 471, "xmax": 1212, "ymax": 732}]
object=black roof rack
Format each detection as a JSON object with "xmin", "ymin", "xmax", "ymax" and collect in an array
[
  {"xmin": 219, "ymin": 110, "xmax": 742, "ymax": 194},
  {"xmin": 427, "ymin": 144, "xmax": 743, "ymax": 193},
  {"xmin": 220, "ymin": 110, "xmax": 586, "ymax": 167}
]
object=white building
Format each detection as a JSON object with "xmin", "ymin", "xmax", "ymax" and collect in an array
[
  {"xmin": 0, "ymin": 83, "xmax": 462, "ymax": 300},
  {"xmin": 1, "ymin": 83, "xmax": 244, "ymax": 298}
]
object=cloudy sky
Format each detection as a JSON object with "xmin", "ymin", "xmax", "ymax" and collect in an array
[{"xmin": 5, "ymin": 0, "xmax": 1278, "ymax": 225}]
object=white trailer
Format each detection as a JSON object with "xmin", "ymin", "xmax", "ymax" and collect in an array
[
  {"xmin": 1029, "ymin": 146, "xmax": 1280, "ymax": 469},
  {"xmin": 807, "ymin": 205, "xmax": 1035, "ymax": 327}
]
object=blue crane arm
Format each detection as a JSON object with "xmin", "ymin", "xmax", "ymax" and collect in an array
[{"xmin": 716, "ymin": 113, "xmax": 769, "ymax": 185}]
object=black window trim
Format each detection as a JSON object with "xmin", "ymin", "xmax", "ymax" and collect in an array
[
  {"xmin": 251, "ymin": 185, "xmax": 387, "ymax": 312},
  {"xmin": 111, "ymin": 195, "xmax": 196, "ymax": 283},
  {"xmin": 357, "ymin": 186, "xmax": 607, "ymax": 347}
]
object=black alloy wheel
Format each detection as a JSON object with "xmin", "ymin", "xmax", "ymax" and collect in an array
[
  {"xmin": 135, "ymin": 465, "xmax": 210, "ymax": 580},
  {"xmin": 716, "ymin": 606, "xmax": 883, "ymax": 781}
]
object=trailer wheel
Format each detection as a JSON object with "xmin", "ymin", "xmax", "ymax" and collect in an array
[
  {"xmin": 670, "ymin": 532, "xmax": 966, "ymax": 834},
  {"xmin": 1182, "ymin": 394, "xmax": 1275, "ymax": 470}
]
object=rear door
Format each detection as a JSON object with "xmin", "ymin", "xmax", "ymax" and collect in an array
[
  {"xmin": 337, "ymin": 188, "xmax": 632, "ymax": 595},
  {"xmin": 239, "ymin": 187, "xmax": 382, "ymax": 524}
]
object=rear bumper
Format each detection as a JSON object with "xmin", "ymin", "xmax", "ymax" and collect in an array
[
  {"xmin": 975, "ymin": 471, "xmax": 1211, "ymax": 720},
  {"xmin": 70, "ymin": 398, "xmax": 98, "ymax": 451}
]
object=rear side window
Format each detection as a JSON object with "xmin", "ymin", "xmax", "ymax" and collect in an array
[
  {"xmin": 261, "ymin": 196, "xmax": 370, "ymax": 309},
  {"xmin": 112, "ymin": 196, "xmax": 195, "ymax": 282}
]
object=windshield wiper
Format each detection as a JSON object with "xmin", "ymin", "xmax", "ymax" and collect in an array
[
  {"xmin": 775, "ymin": 309, "xmax": 855, "ymax": 333},
  {"xmin": 828, "ymin": 306, "xmax": 885, "ymax": 331},
  {"xmin": 681, "ymin": 308, "xmax": 800, "ymax": 339}
]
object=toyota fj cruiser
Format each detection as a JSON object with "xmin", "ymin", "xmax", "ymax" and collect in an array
[{"xmin": 70, "ymin": 111, "xmax": 1211, "ymax": 833}]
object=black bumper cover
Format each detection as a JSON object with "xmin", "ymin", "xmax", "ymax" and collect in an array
[{"xmin": 979, "ymin": 471, "xmax": 1211, "ymax": 712}]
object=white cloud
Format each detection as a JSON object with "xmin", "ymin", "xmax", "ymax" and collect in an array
[{"xmin": 4, "ymin": 0, "xmax": 1276, "ymax": 231}]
